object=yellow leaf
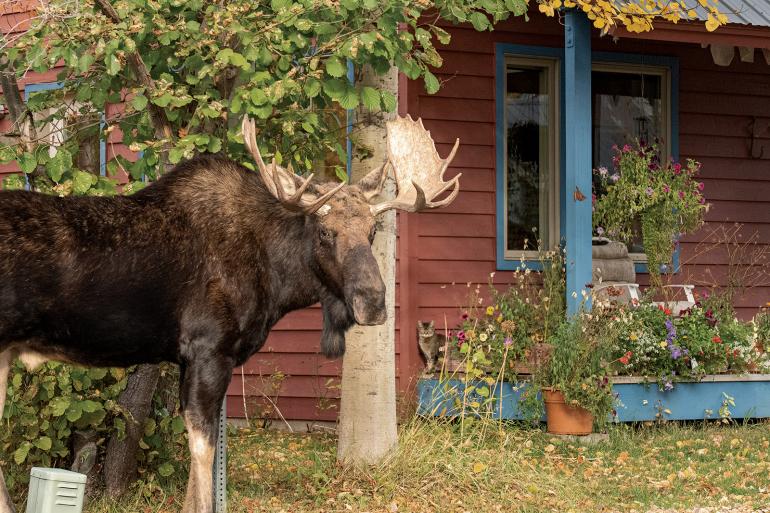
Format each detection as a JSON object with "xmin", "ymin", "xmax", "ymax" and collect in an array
[
  {"xmin": 705, "ymin": 14, "xmax": 719, "ymax": 31},
  {"xmin": 717, "ymin": 12, "xmax": 728, "ymax": 23},
  {"xmin": 538, "ymin": 4, "xmax": 555, "ymax": 16},
  {"xmin": 473, "ymin": 462, "xmax": 487, "ymax": 473},
  {"xmin": 594, "ymin": 17, "xmax": 606, "ymax": 29},
  {"xmin": 544, "ymin": 444, "xmax": 556, "ymax": 453},
  {"xmin": 615, "ymin": 451, "xmax": 630, "ymax": 465},
  {"xmin": 687, "ymin": 8, "xmax": 697, "ymax": 17}
]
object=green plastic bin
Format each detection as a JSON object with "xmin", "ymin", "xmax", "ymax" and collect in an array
[{"xmin": 26, "ymin": 468, "xmax": 86, "ymax": 513}]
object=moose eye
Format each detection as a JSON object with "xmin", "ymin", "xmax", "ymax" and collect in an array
[
  {"xmin": 320, "ymin": 227, "xmax": 335, "ymax": 244},
  {"xmin": 368, "ymin": 227, "xmax": 376, "ymax": 244}
]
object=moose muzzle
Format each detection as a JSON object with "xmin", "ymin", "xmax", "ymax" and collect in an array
[{"xmin": 344, "ymin": 245, "xmax": 386, "ymax": 326}]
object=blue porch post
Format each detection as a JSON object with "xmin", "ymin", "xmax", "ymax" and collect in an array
[{"xmin": 563, "ymin": 11, "xmax": 593, "ymax": 315}]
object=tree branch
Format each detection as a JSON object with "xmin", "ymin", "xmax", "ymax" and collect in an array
[
  {"xmin": 0, "ymin": 53, "xmax": 54, "ymax": 188},
  {"xmin": 93, "ymin": 0, "xmax": 174, "ymax": 170}
]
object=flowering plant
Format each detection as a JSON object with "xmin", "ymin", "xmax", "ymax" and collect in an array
[
  {"xmin": 520, "ymin": 312, "xmax": 619, "ymax": 428},
  {"xmin": 593, "ymin": 143, "xmax": 708, "ymax": 287},
  {"xmin": 605, "ymin": 301, "xmax": 770, "ymax": 388}
]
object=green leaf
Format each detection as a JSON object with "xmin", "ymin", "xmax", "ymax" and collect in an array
[
  {"xmin": 47, "ymin": 149, "xmax": 72, "ymax": 182},
  {"xmin": 72, "ymin": 170, "xmax": 97, "ymax": 195},
  {"xmin": 34, "ymin": 436, "xmax": 52, "ymax": 451},
  {"xmin": 131, "ymin": 94, "xmax": 148, "ymax": 111},
  {"xmin": 105, "ymin": 53, "xmax": 121, "ymax": 76},
  {"xmin": 380, "ymin": 90, "xmax": 397, "ymax": 112},
  {"xmin": 152, "ymin": 93, "xmax": 173, "ymax": 108},
  {"xmin": 323, "ymin": 79, "xmax": 347, "ymax": 99},
  {"xmin": 215, "ymin": 48, "xmax": 234, "ymax": 65},
  {"xmin": 158, "ymin": 462, "xmax": 175, "ymax": 477},
  {"xmin": 208, "ymin": 137, "xmax": 222, "ymax": 154},
  {"xmin": 250, "ymin": 88, "xmax": 269, "ymax": 106},
  {"xmin": 66, "ymin": 403, "xmax": 83, "ymax": 422},
  {"xmin": 304, "ymin": 78, "xmax": 321, "ymax": 98},
  {"xmin": 168, "ymin": 148, "xmax": 185, "ymax": 165},
  {"xmin": 171, "ymin": 416, "xmax": 185, "ymax": 435},
  {"xmin": 325, "ymin": 56, "xmax": 347, "ymax": 78},
  {"xmin": 360, "ymin": 86, "xmax": 380, "ymax": 111},
  {"xmin": 423, "ymin": 70, "xmax": 440, "ymax": 95},
  {"xmin": 229, "ymin": 52, "xmax": 248, "ymax": 69},
  {"xmin": 18, "ymin": 152, "xmax": 36, "ymax": 174},
  {"xmin": 14, "ymin": 442, "xmax": 32, "ymax": 464},
  {"xmin": 338, "ymin": 87, "xmax": 359, "ymax": 110},
  {"xmin": 469, "ymin": 12, "xmax": 490, "ymax": 31},
  {"xmin": 144, "ymin": 418, "xmax": 157, "ymax": 437}
]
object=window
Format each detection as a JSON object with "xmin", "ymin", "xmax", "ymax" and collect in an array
[
  {"xmin": 591, "ymin": 63, "xmax": 672, "ymax": 259},
  {"xmin": 501, "ymin": 56, "xmax": 559, "ymax": 260}
]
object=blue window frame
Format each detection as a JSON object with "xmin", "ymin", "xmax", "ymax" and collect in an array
[
  {"xmin": 494, "ymin": 44, "xmax": 679, "ymax": 273},
  {"xmin": 24, "ymin": 82, "xmax": 107, "ymax": 178}
]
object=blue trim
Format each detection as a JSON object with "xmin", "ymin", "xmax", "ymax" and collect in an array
[
  {"xmin": 24, "ymin": 81, "xmax": 107, "ymax": 179},
  {"xmin": 417, "ymin": 378, "xmax": 770, "ymax": 422},
  {"xmin": 494, "ymin": 44, "xmax": 564, "ymax": 272},
  {"xmin": 563, "ymin": 11, "xmax": 593, "ymax": 315},
  {"xmin": 345, "ymin": 60, "xmax": 354, "ymax": 181}
]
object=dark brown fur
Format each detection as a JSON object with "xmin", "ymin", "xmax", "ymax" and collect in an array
[{"xmin": 0, "ymin": 155, "xmax": 385, "ymax": 513}]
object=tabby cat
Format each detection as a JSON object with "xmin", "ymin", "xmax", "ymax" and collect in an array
[{"xmin": 417, "ymin": 320, "xmax": 447, "ymax": 375}]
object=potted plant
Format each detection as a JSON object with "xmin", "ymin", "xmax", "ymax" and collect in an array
[
  {"xmin": 523, "ymin": 315, "xmax": 618, "ymax": 435},
  {"xmin": 593, "ymin": 143, "xmax": 708, "ymax": 290}
]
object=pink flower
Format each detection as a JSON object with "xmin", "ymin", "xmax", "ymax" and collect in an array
[
  {"xmin": 678, "ymin": 191, "xmax": 685, "ymax": 200},
  {"xmin": 697, "ymin": 182, "xmax": 705, "ymax": 191},
  {"xmin": 610, "ymin": 173, "xmax": 620, "ymax": 183},
  {"xmin": 645, "ymin": 187, "xmax": 654, "ymax": 196},
  {"xmin": 504, "ymin": 337, "xmax": 513, "ymax": 348},
  {"xmin": 663, "ymin": 185, "xmax": 670, "ymax": 193},
  {"xmin": 622, "ymin": 144, "xmax": 632, "ymax": 152},
  {"xmin": 673, "ymin": 163, "xmax": 682, "ymax": 175}
]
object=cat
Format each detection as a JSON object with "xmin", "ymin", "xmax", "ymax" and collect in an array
[{"xmin": 417, "ymin": 320, "xmax": 447, "ymax": 375}]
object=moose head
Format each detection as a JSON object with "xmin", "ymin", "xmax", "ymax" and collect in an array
[{"xmin": 242, "ymin": 115, "xmax": 461, "ymax": 355}]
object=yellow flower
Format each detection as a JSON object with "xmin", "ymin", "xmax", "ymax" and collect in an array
[
  {"xmin": 479, "ymin": 333, "xmax": 488, "ymax": 342},
  {"xmin": 496, "ymin": 314, "xmax": 504, "ymax": 323},
  {"xmin": 660, "ymin": 341, "xmax": 668, "ymax": 348},
  {"xmin": 581, "ymin": 383, "xmax": 589, "ymax": 391},
  {"xmin": 486, "ymin": 306, "xmax": 495, "ymax": 316},
  {"xmin": 629, "ymin": 333, "xmax": 638, "ymax": 341}
]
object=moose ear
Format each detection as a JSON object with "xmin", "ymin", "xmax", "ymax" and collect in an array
[{"xmin": 356, "ymin": 161, "xmax": 389, "ymax": 201}]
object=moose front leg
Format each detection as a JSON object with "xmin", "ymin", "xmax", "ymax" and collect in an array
[{"xmin": 180, "ymin": 353, "xmax": 234, "ymax": 513}]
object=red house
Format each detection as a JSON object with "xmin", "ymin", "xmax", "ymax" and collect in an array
[{"xmin": 3, "ymin": 3, "xmax": 770, "ymax": 423}]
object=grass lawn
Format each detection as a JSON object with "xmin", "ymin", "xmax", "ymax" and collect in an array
[{"xmin": 20, "ymin": 419, "xmax": 770, "ymax": 512}]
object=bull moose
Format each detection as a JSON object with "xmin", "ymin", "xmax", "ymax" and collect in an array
[{"xmin": 0, "ymin": 115, "xmax": 460, "ymax": 513}]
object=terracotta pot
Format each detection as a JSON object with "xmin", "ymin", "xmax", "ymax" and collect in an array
[{"xmin": 543, "ymin": 389, "xmax": 594, "ymax": 435}]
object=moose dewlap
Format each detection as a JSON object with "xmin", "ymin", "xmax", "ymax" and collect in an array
[{"xmin": 26, "ymin": 468, "xmax": 86, "ymax": 513}]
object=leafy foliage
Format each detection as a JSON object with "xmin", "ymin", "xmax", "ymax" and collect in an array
[
  {"xmin": 537, "ymin": 0, "xmax": 729, "ymax": 34},
  {"xmin": 0, "ymin": 362, "xmax": 185, "ymax": 492}
]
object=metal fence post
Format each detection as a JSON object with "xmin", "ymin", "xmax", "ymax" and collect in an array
[{"xmin": 212, "ymin": 398, "xmax": 227, "ymax": 512}]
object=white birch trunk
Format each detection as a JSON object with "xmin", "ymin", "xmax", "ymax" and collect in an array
[{"xmin": 337, "ymin": 66, "xmax": 398, "ymax": 464}]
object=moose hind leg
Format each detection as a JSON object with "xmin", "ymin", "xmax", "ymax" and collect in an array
[
  {"xmin": 0, "ymin": 349, "xmax": 17, "ymax": 513},
  {"xmin": 180, "ymin": 354, "xmax": 234, "ymax": 513}
]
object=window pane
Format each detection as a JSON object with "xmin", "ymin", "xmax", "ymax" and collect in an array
[
  {"xmin": 505, "ymin": 64, "xmax": 551, "ymax": 252},
  {"xmin": 592, "ymin": 70, "xmax": 663, "ymax": 170}
]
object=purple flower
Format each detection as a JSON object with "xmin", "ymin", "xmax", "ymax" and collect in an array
[
  {"xmin": 457, "ymin": 330, "xmax": 466, "ymax": 342},
  {"xmin": 670, "ymin": 346, "xmax": 683, "ymax": 360},
  {"xmin": 645, "ymin": 187, "xmax": 654, "ymax": 197},
  {"xmin": 610, "ymin": 173, "xmax": 620, "ymax": 183},
  {"xmin": 504, "ymin": 337, "xmax": 513, "ymax": 348},
  {"xmin": 598, "ymin": 166, "xmax": 608, "ymax": 177},
  {"xmin": 664, "ymin": 381, "xmax": 674, "ymax": 391}
]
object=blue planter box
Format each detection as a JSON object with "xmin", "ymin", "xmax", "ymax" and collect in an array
[{"xmin": 417, "ymin": 375, "xmax": 770, "ymax": 422}]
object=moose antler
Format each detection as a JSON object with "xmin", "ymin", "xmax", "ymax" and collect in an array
[
  {"xmin": 369, "ymin": 115, "xmax": 460, "ymax": 216},
  {"xmin": 242, "ymin": 116, "xmax": 345, "ymax": 215}
]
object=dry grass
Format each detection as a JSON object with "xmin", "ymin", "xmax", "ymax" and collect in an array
[{"xmin": 19, "ymin": 418, "xmax": 770, "ymax": 513}]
